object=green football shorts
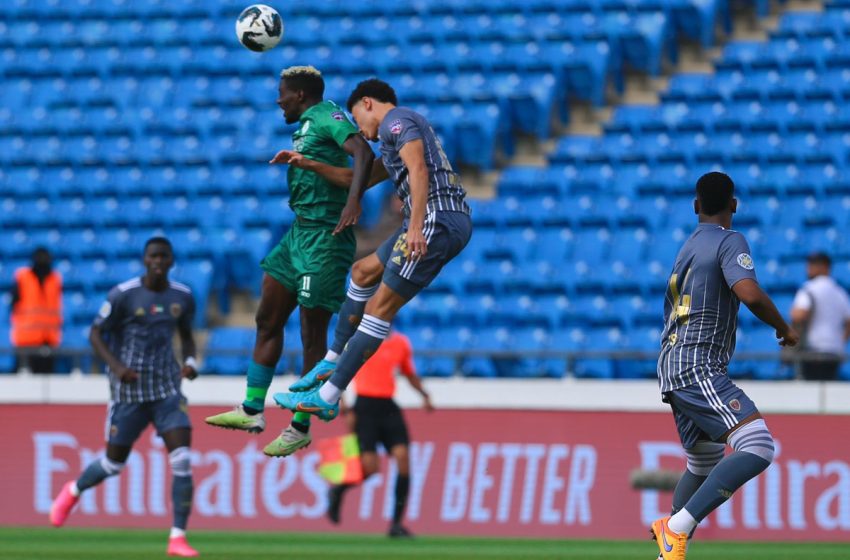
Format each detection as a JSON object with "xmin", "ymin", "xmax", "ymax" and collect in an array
[{"xmin": 260, "ymin": 219, "xmax": 356, "ymax": 313}]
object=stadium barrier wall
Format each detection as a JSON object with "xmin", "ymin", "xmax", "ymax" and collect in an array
[{"xmin": 2, "ymin": 396, "xmax": 849, "ymax": 540}]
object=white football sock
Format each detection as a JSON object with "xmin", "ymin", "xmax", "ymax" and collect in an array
[
  {"xmin": 318, "ymin": 382, "xmax": 342, "ymax": 404},
  {"xmin": 170, "ymin": 527, "xmax": 186, "ymax": 539},
  {"xmin": 324, "ymin": 350, "xmax": 339, "ymax": 362},
  {"xmin": 668, "ymin": 508, "xmax": 698, "ymax": 534},
  {"xmin": 70, "ymin": 482, "xmax": 80, "ymax": 497}
]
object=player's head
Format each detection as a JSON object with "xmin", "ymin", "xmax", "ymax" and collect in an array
[
  {"xmin": 278, "ymin": 65, "xmax": 324, "ymax": 124},
  {"xmin": 143, "ymin": 236, "xmax": 174, "ymax": 281},
  {"xmin": 694, "ymin": 171, "xmax": 737, "ymax": 218},
  {"xmin": 346, "ymin": 79, "xmax": 398, "ymax": 141},
  {"xmin": 30, "ymin": 246, "xmax": 53, "ymax": 277},
  {"xmin": 807, "ymin": 251, "xmax": 831, "ymax": 279}
]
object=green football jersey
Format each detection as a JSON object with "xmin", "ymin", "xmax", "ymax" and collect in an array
[{"xmin": 288, "ymin": 100, "xmax": 359, "ymax": 225}]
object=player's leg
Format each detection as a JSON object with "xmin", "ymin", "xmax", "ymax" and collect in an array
[
  {"xmin": 263, "ymin": 304, "xmax": 333, "ymax": 457},
  {"xmin": 50, "ymin": 402, "xmax": 145, "ymax": 527},
  {"xmin": 245, "ymin": 274, "xmax": 299, "ymax": 412},
  {"xmin": 654, "ymin": 377, "xmax": 774, "ymax": 559},
  {"xmin": 327, "ymin": 254, "xmax": 386, "ymax": 357},
  {"xmin": 154, "ymin": 395, "xmax": 198, "ymax": 557},
  {"xmin": 290, "ymin": 249, "xmax": 388, "ymax": 393},
  {"xmin": 667, "ymin": 401, "xmax": 724, "ymax": 529},
  {"xmin": 206, "ymin": 272, "xmax": 298, "ymax": 432},
  {"xmin": 294, "ymin": 304, "xmax": 333, "ymax": 430}
]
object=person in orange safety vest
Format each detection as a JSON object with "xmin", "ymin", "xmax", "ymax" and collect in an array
[{"xmin": 10, "ymin": 247, "xmax": 62, "ymax": 373}]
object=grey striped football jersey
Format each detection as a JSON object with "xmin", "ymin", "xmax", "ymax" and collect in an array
[
  {"xmin": 657, "ymin": 224, "xmax": 758, "ymax": 392},
  {"xmin": 93, "ymin": 277, "xmax": 195, "ymax": 403},
  {"xmin": 378, "ymin": 106, "xmax": 471, "ymax": 218}
]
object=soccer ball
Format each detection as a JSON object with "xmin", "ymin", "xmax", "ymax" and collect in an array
[{"xmin": 235, "ymin": 4, "xmax": 283, "ymax": 52}]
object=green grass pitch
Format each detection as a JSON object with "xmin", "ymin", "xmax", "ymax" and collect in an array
[{"xmin": 1, "ymin": 527, "xmax": 847, "ymax": 559}]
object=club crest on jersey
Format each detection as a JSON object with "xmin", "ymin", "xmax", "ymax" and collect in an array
[
  {"xmin": 98, "ymin": 301, "xmax": 112, "ymax": 319},
  {"xmin": 729, "ymin": 399, "xmax": 742, "ymax": 412},
  {"xmin": 389, "ymin": 119, "xmax": 402, "ymax": 135},
  {"xmin": 737, "ymin": 253, "xmax": 754, "ymax": 270},
  {"xmin": 170, "ymin": 303, "xmax": 182, "ymax": 318}
]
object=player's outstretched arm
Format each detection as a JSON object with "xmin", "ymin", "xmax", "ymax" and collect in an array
[
  {"xmin": 269, "ymin": 150, "xmax": 389, "ymax": 189},
  {"xmin": 733, "ymin": 279, "xmax": 799, "ymax": 347},
  {"xmin": 90, "ymin": 325, "xmax": 138, "ymax": 382}
]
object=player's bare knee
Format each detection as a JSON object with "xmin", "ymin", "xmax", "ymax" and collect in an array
[
  {"xmin": 351, "ymin": 256, "xmax": 382, "ymax": 287},
  {"xmin": 729, "ymin": 418, "xmax": 775, "ymax": 464},
  {"xmin": 169, "ymin": 446, "xmax": 192, "ymax": 477},
  {"xmin": 254, "ymin": 305, "xmax": 282, "ymax": 338},
  {"xmin": 106, "ymin": 444, "xmax": 132, "ymax": 464}
]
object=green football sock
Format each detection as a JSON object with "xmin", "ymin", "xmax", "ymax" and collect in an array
[
  {"xmin": 242, "ymin": 361, "xmax": 275, "ymax": 412},
  {"xmin": 293, "ymin": 411, "xmax": 312, "ymax": 426}
]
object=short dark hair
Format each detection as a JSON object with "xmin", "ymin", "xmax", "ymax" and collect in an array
[
  {"xmin": 32, "ymin": 247, "xmax": 51, "ymax": 260},
  {"xmin": 280, "ymin": 66, "xmax": 325, "ymax": 100},
  {"xmin": 144, "ymin": 236, "xmax": 173, "ymax": 253},
  {"xmin": 346, "ymin": 78, "xmax": 397, "ymax": 111},
  {"xmin": 696, "ymin": 171, "xmax": 735, "ymax": 216},
  {"xmin": 807, "ymin": 252, "xmax": 831, "ymax": 267}
]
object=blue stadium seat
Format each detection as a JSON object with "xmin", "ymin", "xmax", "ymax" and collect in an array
[
  {"xmin": 204, "ymin": 327, "xmax": 254, "ymax": 376},
  {"xmin": 0, "ymin": 324, "xmax": 15, "ymax": 374}
]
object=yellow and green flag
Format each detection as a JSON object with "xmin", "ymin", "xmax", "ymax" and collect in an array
[{"xmin": 317, "ymin": 434, "xmax": 363, "ymax": 485}]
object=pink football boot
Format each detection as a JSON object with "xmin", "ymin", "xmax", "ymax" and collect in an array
[
  {"xmin": 49, "ymin": 481, "xmax": 79, "ymax": 527},
  {"xmin": 167, "ymin": 535, "xmax": 200, "ymax": 557}
]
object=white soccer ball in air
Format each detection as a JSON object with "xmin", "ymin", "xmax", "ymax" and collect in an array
[{"xmin": 236, "ymin": 4, "xmax": 284, "ymax": 52}]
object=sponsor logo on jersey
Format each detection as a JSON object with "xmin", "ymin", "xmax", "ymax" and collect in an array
[
  {"xmin": 389, "ymin": 119, "xmax": 402, "ymax": 135},
  {"xmin": 392, "ymin": 256, "xmax": 403, "ymax": 265},
  {"xmin": 170, "ymin": 303, "xmax": 182, "ymax": 318},
  {"xmin": 331, "ymin": 111, "xmax": 346, "ymax": 121},
  {"xmin": 737, "ymin": 253, "xmax": 754, "ymax": 270}
]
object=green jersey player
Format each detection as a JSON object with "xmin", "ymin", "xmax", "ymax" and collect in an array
[{"xmin": 206, "ymin": 66, "xmax": 374, "ymax": 456}]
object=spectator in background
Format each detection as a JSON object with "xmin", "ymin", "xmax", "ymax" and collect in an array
[
  {"xmin": 790, "ymin": 252, "xmax": 850, "ymax": 380},
  {"xmin": 10, "ymin": 247, "xmax": 62, "ymax": 373}
]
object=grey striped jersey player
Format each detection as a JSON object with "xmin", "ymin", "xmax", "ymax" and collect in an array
[
  {"xmin": 657, "ymin": 224, "xmax": 758, "ymax": 392},
  {"xmin": 377, "ymin": 106, "xmax": 471, "ymax": 217},
  {"xmin": 93, "ymin": 277, "xmax": 196, "ymax": 403}
]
